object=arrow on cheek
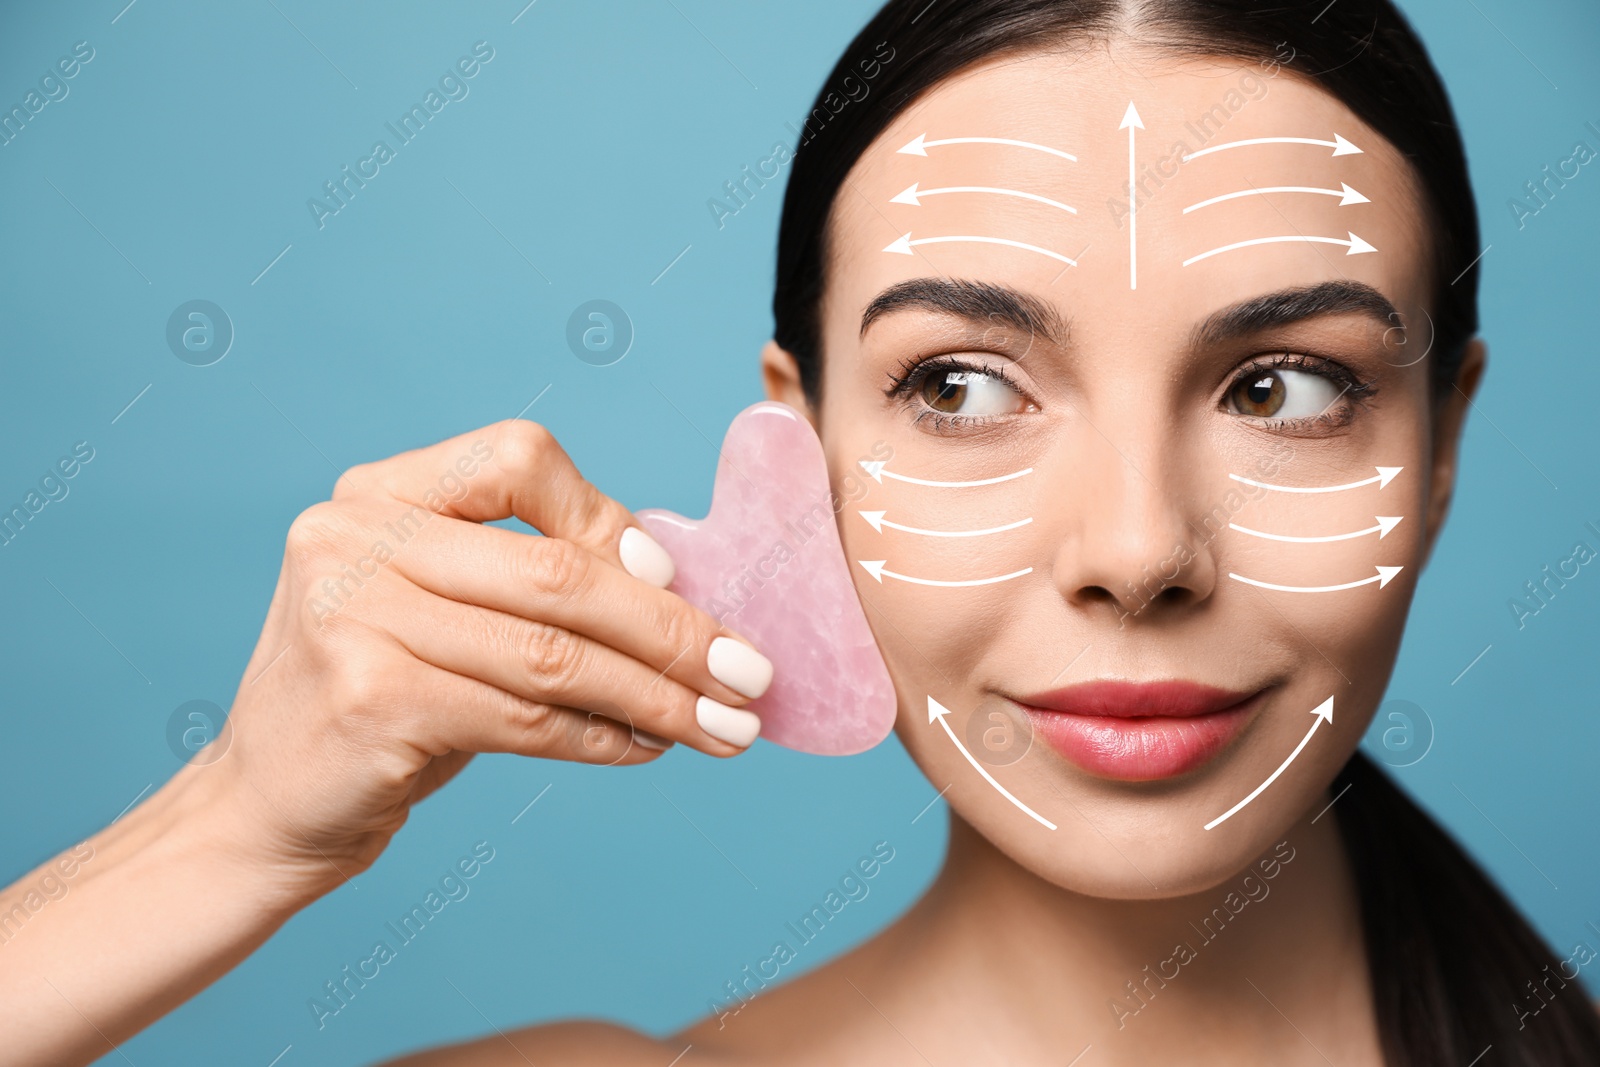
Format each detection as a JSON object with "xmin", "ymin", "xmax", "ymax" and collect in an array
[
  {"xmin": 1229, "ymin": 516, "xmax": 1403, "ymax": 543},
  {"xmin": 1205, "ymin": 697, "xmax": 1334, "ymax": 830},
  {"xmin": 858, "ymin": 560, "xmax": 1033, "ymax": 587},
  {"xmin": 1227, "ymin": 566, "xmax": 1404, "ymax": 593},
  {"xmin": 928, "ymin": 697, "xmax": 1057, "ymax": 831},
  {"xmin": 858, "ymin": 510, "xmax": 1033, "ymax": 538}
]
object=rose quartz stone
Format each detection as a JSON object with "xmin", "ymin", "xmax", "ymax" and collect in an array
[{"xmin": 637, "ymin": 402, "xmax": 897, "ymax": 756}]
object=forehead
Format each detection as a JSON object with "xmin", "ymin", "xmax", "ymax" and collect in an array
[{"xmin": 826, "ymin": 45, "xmax": 1431, "ymax": 346}]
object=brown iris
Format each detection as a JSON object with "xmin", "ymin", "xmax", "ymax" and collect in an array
[
  {"xmin": 921, "ymin": 371, "xmax": 972, "ymax": 413},
  {"xmin": 1230, "ymin": 371, "xmax": 1285, "ymax": 417}
]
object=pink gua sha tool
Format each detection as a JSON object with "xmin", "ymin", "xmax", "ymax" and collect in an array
[{"xmin": 637, "ymin": 402, "xmax": 897, "ymax": 756}]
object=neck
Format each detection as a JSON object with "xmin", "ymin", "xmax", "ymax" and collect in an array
[{"xmin": 891, "ymin": 797, "xmax": 1377, "ymax": 1062}]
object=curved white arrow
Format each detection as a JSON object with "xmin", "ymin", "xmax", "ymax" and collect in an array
[
  {"xmin": 1182, "ymin": 134, "xmax": 1362, "ymax": 162},
  {"xmin": 858, "ymin": 560, "xmax": 1033, "ymax": 587},
  {"xmin": 1229, "ymin": 516, "xmax": 1402, "ymax": 543},
  {"xmin": 859, "ymin": 459, "xmax": 1032, "ymax": 488},
  {"xmin": 1205, "ymin": 697, "xmax": 1333, "ymax": 830},
  {"xmin": 885, "ymin": 232, "xmax": 1078, "ymax": 267},
  {"xmin": 1230, "ymin": 467, "xmax": 1401, "ymax": 493},
  {"xmin": 929, "ymin": 697, "xmax": 1057, "ymax": 830},
  {"xmin": 899, "ymin": 133, "xmax": 1077, "ymax": 162},
  {"xmin": 1229, "ymin": 566, "xmax": 1403, "ymax": 593},
  {"xmin": 859, "ymin": 511, "xmax": 1033, "ymax": 538},
  {"xmin": 1183, "ymin": 182, "xmax": 1369, "ymax": 214},
  {"xmin": 891, "ymin": 182, "xmax": 1077, "ymax": 214},
  {"xmin": 1183, "ymin": 232, "xmax": 1375, "ymax": 267}
]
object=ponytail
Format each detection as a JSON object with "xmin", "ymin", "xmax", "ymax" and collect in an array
[{"xmin": 1334, "ymin": 751, "xmax": 1600, "ymax": 1064}]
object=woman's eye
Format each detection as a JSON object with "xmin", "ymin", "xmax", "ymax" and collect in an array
[
  {"xmin": 918, "ymin": 369, "xmax": 1025, "ymax": 416},
  {"xmin": 1226, "ymin": 367, "xmax": 1342, "ymax": 420}
]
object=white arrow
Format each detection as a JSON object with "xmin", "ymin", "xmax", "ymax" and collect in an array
[
  {"xmin": 1204, "ymin": 697, "xmax": 1333, "ymax": 830},
  {"xmin": 1183, "ymin": 182, "xmax": 1369, "ymax": 214},
  {"xmin": 859, "ymin": 459, "xmax": 1033, "ymax": 488},
  {"xmin": 1120, "ymin": 102, "xmax": 1143, "ymax": 290},
  {"xmin": 884, "ymin": 232, "xmax": 1078, "ymax": 267},
  {"xmin": 859, "ymin": 560, "xmax": 1033, "ymax": 587},
  {"xmin": 1230, "ymin": 466, "xmax": 1401, "ymax": 493},
  {"xmin": 1229, "ymin": 516, "xmax": 1403, "ymax": 543},
  {"xmin": 898, "ymin": 133, "xmax": 1077, "ymax": 162},
  {"xmin": 860, "ymin": 511, "xmax": 1033, "ymax": 538},
  {"xmin": 1228, "ymin": 566, "xmax": 1403, "ymax": 593},
  {"xmin": 1183, "ymin": 232, "xmax": 1376, "ymax": 267},
  {"xmin": 891, "ymin": 182, "xmax": 1077, "ymax": 214},
  {"xmin": 1182, "ymin": 133, "xmax": 1362, "ymax": 162},
  {"xmin": 929, "ymin": 697, "xmax": 1057, "ymax": 830}
]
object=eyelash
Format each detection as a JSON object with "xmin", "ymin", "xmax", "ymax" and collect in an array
[
  {"xmin": 883, "ymin": 355, "xmax": 1028, "ymax": 434},
  {"xmin": 1224, "ymin": 351, "xmax": 1378, "ymax": 432},
  {"xmin": 883, "ymin": 351, "xmax": 1378, "ymax": 435}
]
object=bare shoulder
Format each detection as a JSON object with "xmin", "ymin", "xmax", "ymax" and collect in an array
[{"xmin": 374, "ymin": 1020, "xmax": 701, "ymax": 1067}]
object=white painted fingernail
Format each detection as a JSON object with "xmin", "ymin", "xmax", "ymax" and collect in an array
[
  {"xmin": 633, "ymin": 728, "xmax": 674, "ymax": 751},
  {"xmin": 696, "ymin": 696, "xmax": 761, "ymax": 748},
  {"xmin": 707, "ymin": 637, "xmax": 774, "ymax": 699},
  {"xmin": 619, "ymin": 527, "xmax": 675, "ymax": 589}
]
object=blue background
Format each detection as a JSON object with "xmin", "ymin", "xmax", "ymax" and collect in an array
[{"xmin": 0, "ymin": 1, "xmax": 1595, "ymax": 1063}]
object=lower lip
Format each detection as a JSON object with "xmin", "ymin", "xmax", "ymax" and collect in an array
[{"xmin": 1019, "ymin": 692, "xmax": 1263, "ymax": 781}]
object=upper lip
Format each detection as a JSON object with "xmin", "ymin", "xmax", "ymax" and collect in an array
[{"xmin": 1014, "ymin": 680, "xmax": 1261, "ymax": 718}]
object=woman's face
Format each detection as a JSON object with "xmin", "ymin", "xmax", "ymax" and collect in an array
[{"xmin": 766, "ymin": 44, "xmax": 1482, "ymax": 898}]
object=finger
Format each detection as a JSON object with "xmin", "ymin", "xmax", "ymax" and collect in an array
[
  {"xmin": 385, "ymin": 585, "xmax": 761, "ymax": 755},
  {"xmin": 388, "ymin": 517, "xmax": 774, "ymax": 708},
  {"xmin": 338, "ymin": 420, "xmax": 675, "ymax": 587},
  {"xmin": 400, "ymin": 658, "xmax": 670, "ymax": 767}
]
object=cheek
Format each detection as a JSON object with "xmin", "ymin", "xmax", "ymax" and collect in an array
[{"xmin": 825, "ymin": 432, "xmax": 1034, "ymax": 700}]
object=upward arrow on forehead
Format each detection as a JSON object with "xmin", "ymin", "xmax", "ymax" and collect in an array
[{"xmin": 1120, "ymin": 102, "xmax": 1143, "ymax": 291}]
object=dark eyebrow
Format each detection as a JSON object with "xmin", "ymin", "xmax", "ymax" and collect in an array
[
  {"xmin": 859, "ymin": 278, "xmax": 1067, "ymax": 346},
  {"xmin": 1190, "ymin": 280, "xmax": 1399, "ymax": 348}
]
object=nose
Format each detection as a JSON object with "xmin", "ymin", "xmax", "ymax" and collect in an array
[{"xmin": 1049, "ymin": 420, "xmax": 1217, "ymax": 623}]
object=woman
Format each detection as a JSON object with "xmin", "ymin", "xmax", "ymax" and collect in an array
[{"xmin": 7, "ymin": 0, "xmax": 1598, "ymax": 1063}]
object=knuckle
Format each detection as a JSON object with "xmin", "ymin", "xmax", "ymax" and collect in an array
[
  {"xmin": 331, "ymin": 462, "xmax": 369, "ymax": 500},
  {"xmin": 284, "ymin": 501, "xmax": 350, "ymax": 564},
  {"xmin": 331, "ymin": 654, "xmax": 397, "ymax": 717},
  {"xmin": 654, "ymin": 603, "xmax": 712, "ymax": 675},
  {"xmin": 520, "ymin": 622, "xmax": 583, "ymax": 687},
  {"xmin": 522, "ymin": 537, "xmax": 588, "ymax": 598},
  {"xmin": 504, "ymin": 697, "xmax": 555, "ymax": 737},
  {"xmin": 492, "ymin": 419, "xmax": 559, "ymax": 478}
]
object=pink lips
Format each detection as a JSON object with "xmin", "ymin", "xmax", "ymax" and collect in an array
[{"xmin": 1014, "ymin": 680, "xmax": 1263, "ymax": 781}]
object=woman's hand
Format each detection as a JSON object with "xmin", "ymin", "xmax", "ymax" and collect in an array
[
  {"xmin": 219, "ymin": 417, "xmax": 774, "ymax": 893},
  {"xmin": 0, "ymin": 419, "xmax": 773, "ymax": 1067}
]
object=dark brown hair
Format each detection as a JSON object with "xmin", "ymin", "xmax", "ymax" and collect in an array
[{"xmin": 771, "ymin": 2, "xmax": 1600, "ymax": 1062}]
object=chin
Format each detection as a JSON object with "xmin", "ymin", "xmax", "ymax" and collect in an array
[{"xmin": 901, "ymin": 683, "xmax": 1378, "ymax": 902}]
